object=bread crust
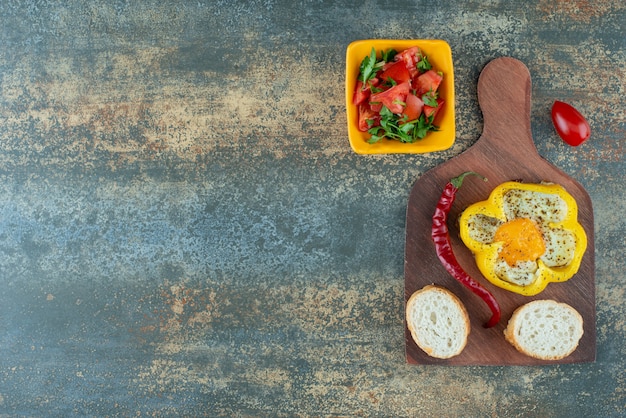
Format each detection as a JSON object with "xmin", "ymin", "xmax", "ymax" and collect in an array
[
  {"xmin": 406, "ymin": 285, "xmax": 470, "ymax": 359},
  {"xmin": 504, "ymin": 299, "xmax": 583, "ymax": 360}
]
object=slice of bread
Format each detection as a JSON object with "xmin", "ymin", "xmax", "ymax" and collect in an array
[
  {"xmin": 406, "ymin": 285, "xmax": 470, "ymax": 359},
  {"xmin": 504, "ymin": 299, "xmax": 583, "ymax": 360}
]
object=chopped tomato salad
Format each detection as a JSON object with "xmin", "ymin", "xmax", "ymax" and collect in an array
[{"xmin": 352, "ymin": 46, "xmax": 445, "ymax": 144}]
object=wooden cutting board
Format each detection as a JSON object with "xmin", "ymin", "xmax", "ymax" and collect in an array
[{"xmin": 404, "ymin": 57, "xmax": 595, "ymax": 365}]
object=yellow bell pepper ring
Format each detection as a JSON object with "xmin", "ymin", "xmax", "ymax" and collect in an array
[{"xmin": 459, "ymin": 181, "xmax": 588, "ymax": 296}]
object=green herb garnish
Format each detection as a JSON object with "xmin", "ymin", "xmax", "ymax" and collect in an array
[
  {"xmin": 358, "ymin": 48, "xmax": 384, "ymax": 86},
  {"xmin": 417, "ymin": 55, "xmax": 431, "ymax": 72},
  {"xmin": 358, "ymin": 48, "xmax": 399, "ymax": 88},
  {"xmin": 367, "ymin": 106, "xmax": 439, "ymax": 144},
  {"xmin": 422, "ymin": 91, "xmax": 438, "ymax": 107},
  {"xmin": 381, "ymin": 48, "xmax": 397, "ymax": 62}
]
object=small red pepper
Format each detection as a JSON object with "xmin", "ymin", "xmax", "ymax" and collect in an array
[{"xmin": 431, "ymin": 172, "xmax": 501, "ymax": 328}]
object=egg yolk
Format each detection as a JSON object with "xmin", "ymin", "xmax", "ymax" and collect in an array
[{"xmin": 493, "ymin": 218, "xmax": 545, "ymax": 266}]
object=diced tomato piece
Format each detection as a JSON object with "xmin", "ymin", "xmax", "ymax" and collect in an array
[
  {"xmin": 358, "ymin": 103, "xmax": 379, "ymax": 132},
  {"xmin": 379, "ymin": 61, "xmax": 411, "ymax": 84},
  {"xmin": 353, "ymin": 80, "xmax": 370, "ymax": 106},
  {"xmin": 352, "ymin": 78, "xmax": 381, "ymax": 106},
  {"xmin": 414, "ymin": 70, "xmax": 443, "ymax": 95},
  {"xmin": 369, "ymin": 84, "xmax": 389, "ymax": 112},
  {"xmin": 423, "ymin": 98, "xmax": 445, "ymax": 121},
  {"xmin": 402, "ymin": 93, "xmax": 424, "ymax": 122},
  {"xmin": 369, "ymin": 81, "xmax": 410, "ymax": 114},
  {"xmin": 394, "ymin": 46, "xmax": 422, "ymax": 77}
]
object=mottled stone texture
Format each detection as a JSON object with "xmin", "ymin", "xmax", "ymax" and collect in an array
[{"xmin": 0, "ymin": 0, "xmax": 624, "ymax": 416}]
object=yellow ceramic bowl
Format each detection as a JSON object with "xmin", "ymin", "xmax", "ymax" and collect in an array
[{"xmin": 345, "ymin": 39, "xmax": 455, "ymax": 154}]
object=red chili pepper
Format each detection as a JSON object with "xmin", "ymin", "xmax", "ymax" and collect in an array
[{"xmin": 431, "ymin": 172, "xmax": 501, "ymax": 328}]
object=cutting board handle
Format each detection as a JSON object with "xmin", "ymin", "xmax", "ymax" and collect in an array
[{"xmin": 477, "ymin": 57, "xmax": 535, "ymax": 153}]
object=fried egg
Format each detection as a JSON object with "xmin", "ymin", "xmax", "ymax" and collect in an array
[{"xmin": 465, "ymin": 188, "xmax": 577, "ymax": 286}]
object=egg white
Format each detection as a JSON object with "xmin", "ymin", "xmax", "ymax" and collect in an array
[{"xmin": 502, "ymin": 189, "xmax": 568, "ymax": 224}]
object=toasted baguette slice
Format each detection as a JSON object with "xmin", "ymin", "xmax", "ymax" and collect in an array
[
  {"xmin": 504, "ymin": 299, "xmax": 583, "ymax": 360},
  {"xmin": 406, "ymin": 285, "xmax": 470, "ymax": 359}
]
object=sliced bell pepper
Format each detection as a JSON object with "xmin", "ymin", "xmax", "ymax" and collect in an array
[{"xmin": 459, "ymin": 181, "xmax": 587, "ymax": 296}]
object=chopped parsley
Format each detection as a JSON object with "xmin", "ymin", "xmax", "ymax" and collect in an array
[
  {"xmin": 367, "ymin": 106, "xmax": 439, "ymax": 144},
  {"xmin": 358, "ymin": 48, "xmax": 398, "ymax": 88},
  {"xmin": 417, "ymin": 55, "xmax": 432, "ymax": 72}
]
